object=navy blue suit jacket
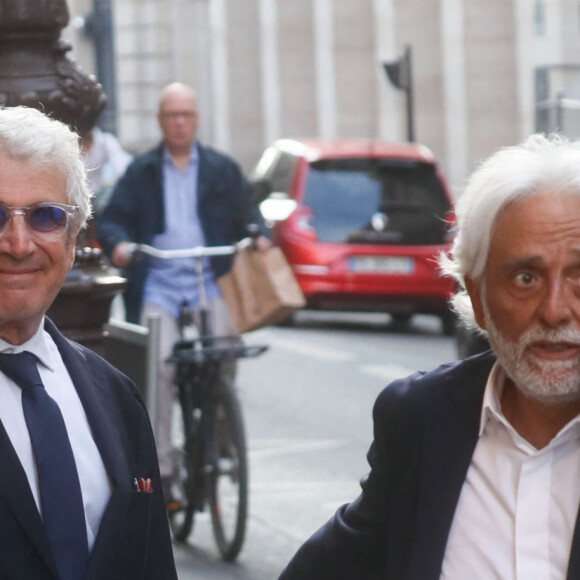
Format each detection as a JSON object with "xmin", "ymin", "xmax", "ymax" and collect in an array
[
  {"xmin": 97, "ymin": 142, "xmax": 265, "ymax": 323},
  {"xmin": 0, "ymin": 318, "xmax": 177, "ymax": 579},
  {"xmin": 279, "ymin": 351, "xmax": 580, "ymax": 579}
]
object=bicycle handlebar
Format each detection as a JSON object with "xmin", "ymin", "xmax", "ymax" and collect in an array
[{"xmin": 127, "ymin": 239, "xmax": 252, "ymax": 261}]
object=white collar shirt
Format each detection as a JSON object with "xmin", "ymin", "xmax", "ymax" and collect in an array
[
  {"xmin": 440, "ymin": 362, "xmax": 580, "ymax": 580},
  {"xmin": 0, "ymin": 320, "xmax": 111, "ymax": 550},
  {"xmin": 143, "ymin": 142, "xmax": 220, "ymax": 317}
]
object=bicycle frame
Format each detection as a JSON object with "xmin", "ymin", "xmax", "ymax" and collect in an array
[{"xmin": 131, "ymin": 241, "xmax": 266, "ymax": 560}]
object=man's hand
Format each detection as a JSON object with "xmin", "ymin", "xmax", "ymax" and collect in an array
[
  {"xmin": 254, "ymin": 235, "xmax": 272, "ymax": 252},
  {"xmin": 111, "ymin": 242, "xmax": 135, "ymax": 268}
]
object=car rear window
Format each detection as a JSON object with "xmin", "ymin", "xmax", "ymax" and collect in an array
[{"xmin": 302, "ymin": 158, "xmax": 452, "ymax": 245}]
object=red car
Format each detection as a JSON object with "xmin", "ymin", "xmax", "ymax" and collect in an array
[{"xmin": 250, "ymin": 138, "xmax": 456, "ymax": 334}]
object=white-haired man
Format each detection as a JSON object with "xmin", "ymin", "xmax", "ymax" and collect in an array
[
  {"xmin": 0, "ymin": 106, "xmax": 176, "ymax": 579},
  {"xmin": 278, "ymin": 134, "xmax": 580, "ymax": 579}
]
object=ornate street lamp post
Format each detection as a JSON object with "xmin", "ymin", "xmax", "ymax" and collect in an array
[
  {"xmin": 0, "ymin": 0, "xmax": 107, "ymax": 135},
  {"xmin": 0, "ymin": 0, "xmax": 125, "ymax": 353}
]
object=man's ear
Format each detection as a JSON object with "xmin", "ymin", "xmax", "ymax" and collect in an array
[
  {"xmin": 464, "ymin": 276, "xmax": 487, "ymax": 330},
  {"xmin": 66, "ymin": 242, "xmax": 76, "ymax": 271},
  {"xmin": 66, "ymin": 227, "xmax": 81, "ymax": 271}
]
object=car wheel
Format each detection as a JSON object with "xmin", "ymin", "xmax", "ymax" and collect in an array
[
  {"xmin": 274, "ymin": 312, "xmax": 295, "ymax": 327},
  {"xmin": 390, "ymin": 313, "xmax": 413, "ymax": 330},
  {"xmin": 440, "ymin": 310, "xmax": 456, "ymax": 336},
  {"xmin": 455, "ymin": 323, "xmax": 490, "ymax": 358}
]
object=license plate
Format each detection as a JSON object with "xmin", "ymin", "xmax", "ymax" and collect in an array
[{"xmin": 349, "ymin": 256, "xmax": 415, "ymax": 274}]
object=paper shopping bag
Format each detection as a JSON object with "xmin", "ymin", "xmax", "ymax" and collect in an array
[{"xmin": 218, "ymin": 246, "xmax": 306, "ymax": 333}]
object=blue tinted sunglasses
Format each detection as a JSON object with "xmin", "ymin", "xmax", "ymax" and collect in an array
[{"xmin": 0, "ymin": 202, "xmax": 80, "ymax": 241}]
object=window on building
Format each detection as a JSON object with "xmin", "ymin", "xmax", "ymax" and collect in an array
[{"xmin": 534, "ymin": 0, "xmax": 546, "ymax": 35}]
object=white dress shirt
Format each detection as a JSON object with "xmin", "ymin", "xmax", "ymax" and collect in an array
[
  {"xmin": 440, "ymin": 363, "xmax": 580, "ymax": 579},
  {"xmin": 0, "ymin": 320, "xmax": 111, "ymax": 550}
]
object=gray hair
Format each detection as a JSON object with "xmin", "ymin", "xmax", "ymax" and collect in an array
[
  {"xmin": 440, "ymin": 133, "xmax": 580, "ymax": 330},
  {"xmin": 0, "ymin": 106, "xmax": 92, "ymax": 229}
]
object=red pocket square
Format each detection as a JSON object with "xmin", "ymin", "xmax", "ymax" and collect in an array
[{"xmin": 133, "ymin": 477, "xmax": 152, "ymax": 493}]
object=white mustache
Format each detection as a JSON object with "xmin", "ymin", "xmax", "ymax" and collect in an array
[{"xmin": 519, "ymin": 326, "xmax": 580, "ymax": 350}]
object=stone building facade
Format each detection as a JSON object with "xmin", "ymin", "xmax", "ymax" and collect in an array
[{"xmin": 65, "ymin": 0, "xmax": 580, "ymax": 194}]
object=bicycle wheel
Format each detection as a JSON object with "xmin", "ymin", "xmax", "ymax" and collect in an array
[
  {"xmin": 168, "ymin": 397, "xmax": 198, "ymax": 543},
  {"xmin": 206, "ymin": 379, "xmax": 248, "ymax": 561}
]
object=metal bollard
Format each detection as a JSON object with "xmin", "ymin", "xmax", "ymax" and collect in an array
[{"xmin": 145, "ymin": 314, "xmax": 161, "ymax": 441}]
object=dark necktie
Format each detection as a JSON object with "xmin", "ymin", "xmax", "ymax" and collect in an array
[{"xmin": 0, "ymin": 351, "xmax": 89, "ymax": 580}]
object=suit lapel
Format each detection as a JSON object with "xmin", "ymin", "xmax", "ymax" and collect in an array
[
  {"xmin": 45, "ymin": 319, "xmax": 132, "ymax": 577},
  {"xmin": 568, "ymin": 514, "xmax": 580, "ymax": 579},
  {"xmin": 407, "ymin": 353, "xmax": 495, "ymax": 580}
]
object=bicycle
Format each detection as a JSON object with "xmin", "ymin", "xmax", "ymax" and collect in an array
[{"xmin": 130, "ymin": 241, "xmax": 268, "ymax": 561}]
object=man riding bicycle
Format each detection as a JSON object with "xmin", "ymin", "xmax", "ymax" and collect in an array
[{"xmin": 97, "ymin": 82, "xmax": 269, "ymax": 502}]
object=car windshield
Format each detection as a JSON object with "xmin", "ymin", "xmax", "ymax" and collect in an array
[{"xmin": 302, "ymin": 158, "xmax": 452, "ymax": 245}]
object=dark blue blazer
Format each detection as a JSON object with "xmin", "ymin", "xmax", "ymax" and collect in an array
[
  {"xmin": 97, "ymin": 142, "xmax": 265, "ymax": 323},
  {"xmin": 0, "ymin": 318, "xmax": 177, "ymax": 579},
  {"xmin": 279, "ymin": 351, "xmax": 580, "ymax": 579}
]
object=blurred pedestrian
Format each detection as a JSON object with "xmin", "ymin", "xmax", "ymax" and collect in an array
[{"xmin": 80, "ymin": 126, "xmax": 132, "ymax": 214}]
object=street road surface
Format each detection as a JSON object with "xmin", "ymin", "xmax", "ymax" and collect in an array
[{"xmin": 174, "ymin": 311, "xmax": 458, "ymax": 579}]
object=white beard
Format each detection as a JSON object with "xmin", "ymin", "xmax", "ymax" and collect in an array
[{"xmin": 483, "ymin": 305, "xmax": 580, "ymax": 404}]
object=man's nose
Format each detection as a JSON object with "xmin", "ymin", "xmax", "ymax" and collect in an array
[
  {"xmin": 538, "ymin": 281, "xmax": 575, "ymax": 327},
  {"xmin": 0, "ymin": 215, "xmax": 35, "ymax": 257}
]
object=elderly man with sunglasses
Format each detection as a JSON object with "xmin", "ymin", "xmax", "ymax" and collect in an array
[{"xmin": 0, "ymin": 106, "xmax": 177, "ymax": 580}]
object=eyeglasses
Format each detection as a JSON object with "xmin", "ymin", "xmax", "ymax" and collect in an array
[
  {"xmin": 0, "ymin": 202, "xmax": 80, "ymax": 241},
  {"xmin": 161, "ymin": 111, "xmax": 197, "ymax": 121}
]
